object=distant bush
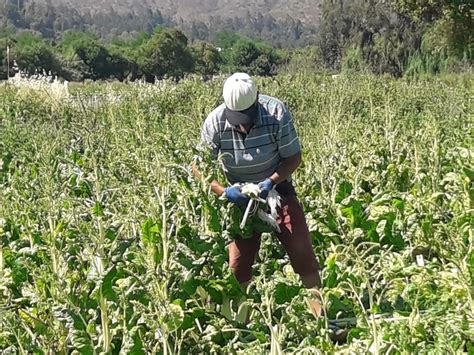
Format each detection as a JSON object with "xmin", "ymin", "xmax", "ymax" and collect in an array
[
  {"xmin": 139, "ymin": 28, "xmax": 195, "ymax": 81},
  {"xmin": 58, "ymin": 31, "xmax": 130, "ymax": 81},
  {"xmin": 9, "ymin": 32, "xmax": 62, "ymax": 77}
]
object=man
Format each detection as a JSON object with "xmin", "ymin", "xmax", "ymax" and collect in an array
[{"xmin": 196, "ymin": 72, "xmax": 321, "ymax": 291}]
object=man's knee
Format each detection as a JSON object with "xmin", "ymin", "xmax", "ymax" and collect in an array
[
  {"xmin": 300, "ymin": 272, "xmax": 322, "ymax": 289},
  {"xmin": 229, "ymin": 235, "xmax": 260, "ymax": 283},
  {"xmin": 230, "ymin": 263, "xmax": 253, "ymax": 284},
  {"xmin": 288, "ymin": 245, "xmax": 321, "ymax": 284}
]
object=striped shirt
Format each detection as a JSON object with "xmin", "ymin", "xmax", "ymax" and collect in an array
[{"xmin": 200, "ymin": 94, "xmax": 301, "ymax": 184}]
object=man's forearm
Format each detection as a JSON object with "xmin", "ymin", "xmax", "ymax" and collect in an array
[
  {"xmin": 193, "ymin": 151, "xmax": 301, "ymax": 195},
  {"xmin": 269, "ymin": 151, "xmax": 302, "ymax": 185},
  {"xmin": 211, "ymin": 180, "xmax": 225, "ymax": 196},
  {"xmin": 192, "ymin": 163, "xmax": 225, "ymax": 196}
]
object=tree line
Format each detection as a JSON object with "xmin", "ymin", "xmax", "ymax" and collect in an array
[
  {"xmin": 0, "ymin": 27, "xmax": 285, "ymax": 81},
  {"xmin": 0, "ymin": 0, "xmax": 471, "ymax": 81}
]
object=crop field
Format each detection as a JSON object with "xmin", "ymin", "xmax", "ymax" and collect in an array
[{"xmin": 0, "ymin": 73, "xmax": 473, "ymax": 353}]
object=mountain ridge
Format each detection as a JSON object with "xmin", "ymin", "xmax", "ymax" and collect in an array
[
  {"xmin": 5, "ymin": 0, "xmax": 323, "ymax": 46},
  {"xmin": 39, "ymin": 0, "xmax": 321, "ymax": 25}
]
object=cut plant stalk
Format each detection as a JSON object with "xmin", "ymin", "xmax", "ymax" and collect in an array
[{"xmin": 240, "ymin": 198, "xmax": 254, "ymax": 229}]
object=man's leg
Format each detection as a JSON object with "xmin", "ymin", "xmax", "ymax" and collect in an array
[
  {"xmin": 228, "ymin": 233, "xmax": 261, "ymax": 323},
  {"xmin": 275, "ymin": 197, "xmax": 348, "ymax": 339},
  {"xmin": 228, "ymin": 232, "xmax": 261, "ymax": 287},
  {"xmin": 275, "ymin": 195, "xmax": 321, "ymax": 288}
]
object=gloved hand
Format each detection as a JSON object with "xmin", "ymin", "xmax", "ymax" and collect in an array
[
  {"xmin": 224, "ymin": 185, "xmax": 250, "ymax": 208},
  {"xmin": 258, "ymin": 178, "xmax": 275, "ymax": 199}
]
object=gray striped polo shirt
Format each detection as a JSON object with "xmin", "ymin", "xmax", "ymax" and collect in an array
[{"xmin": 200, "ymin": 94, "xmax": 301, "ymax": 184}]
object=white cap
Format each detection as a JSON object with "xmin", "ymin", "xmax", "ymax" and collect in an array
[{"xmin": 223, "ymin": 73, "xmax": 258, "ymax": 111}]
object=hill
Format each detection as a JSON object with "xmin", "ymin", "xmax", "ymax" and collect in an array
[{"xmin": 1, "ymin": 0, "xmax": 323, "ymax": 46}]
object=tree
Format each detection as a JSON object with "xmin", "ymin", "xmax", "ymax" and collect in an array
[
  {"xmin": 280, "ymin": 46, "xmax": 325, "ymax": 75},
  {"xmin": 229, "ymin": 38, "xmax": 280, "ymax": 76},
  {"xmin": 392, "ymin": 0, "xmax": 473, "ymax": 60},
  {"xmin": 0, "ymin": 39, "xmax": 7, "ymax": 79},
  {"xmin": 109, "ymin": 32, "xmax": 150, "ymax": 80},
  {"xmin": 140, "ymin": 27, "xmax": 194, "ymax": 80},
  {"xmin": 2, "ymin": 0, "xmax": 27, "ymax": 28},
  {"xmin": 0, "ymin": 27, "xmax": 17, "ymax": 79},
  {"xmin": 10, "ymin": 31, "xmax": 61, "ymax": 75},
  {"xmin": 318, "ymin": 0, "xmax": 425, "ymax": 76},
  {"xmin": 191, "ymin": 41, "xmax": 220, "ymax": 78},
  {"xmin": 59, "ymin": 31, "xmax": 130, "ymax": 80},
  {"xmin": 215, "ymin": 30, "xmax": 241, "ymax": 49},
  {"xmin": 231, "ymin": 39, "xmax": 260, "ymax": 68},
  {"xmin": 190, "ymin": 21, "xmax": 209, "ymax": 41}
]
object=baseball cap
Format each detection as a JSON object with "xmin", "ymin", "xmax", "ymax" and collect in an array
[{"xmin": 223, "ymin": 73, "xmax": 258, "ymax": 125}]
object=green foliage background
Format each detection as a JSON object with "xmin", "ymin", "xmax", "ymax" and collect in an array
[{"xmin": 0, "ymin": 0, "xmax": 472, "ymax": 81}]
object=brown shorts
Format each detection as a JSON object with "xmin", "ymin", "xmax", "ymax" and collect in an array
[{"xmin": 228, "ymin": 194, "xmax": 320, "ymax": 283}]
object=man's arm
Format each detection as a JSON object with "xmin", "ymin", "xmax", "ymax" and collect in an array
[
  {"xmin": 268, "ymin": 151, "xmax": 302, "ymax": 185},
  {"xmin": 195, "ymin": 111, "xmax": 226, "ymax": 196},
  {"xmin": 192, "ymin": 164, "xmax": 225, "ymax": 196},
  {"xmin": 193, "ymin": 151, "xmax": 301, "ymax": 197},
  {"xmin": 268, "ymin": 103, "xmax": 303, "ymax": 185},
  {"xmin": 192, "ymin": 163, "xmax": 249, "ymax": 207}
]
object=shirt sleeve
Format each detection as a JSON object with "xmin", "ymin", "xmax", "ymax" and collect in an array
[
  {"xmin": 200, "ymin": 114, "xmax": 220, "ymax": 159},
  {"xmin": 277, "ymin": 106, "xmax": 301, "ymax": 158}
]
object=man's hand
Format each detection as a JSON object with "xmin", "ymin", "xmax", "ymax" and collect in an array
[
  {"xmin": 258, "ymin": 178, "xmax": 275, "ymax": 199},
  {"xmin": 224, "ymin": 185, "xmax": 250, "ymax": 208}
]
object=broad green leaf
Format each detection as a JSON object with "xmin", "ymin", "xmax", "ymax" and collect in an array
[
  {"xmin": 341, "ymin": 199, "xmax": 365, "ymax": 228},
  {"xmin": 165, "ymin": 303, "xmax": 184, "ymax": 331},
  {"xmin": 274, "ymin": 282, "xmax": 300, "ymax": 304},
  {"xmin": 335, "ymin": 180, "xmax": 353, "ymax": 203}
]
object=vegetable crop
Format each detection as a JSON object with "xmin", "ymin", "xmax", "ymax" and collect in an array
[{"xmin": 0, "ymin": 73, "xmax": 472, "ymax": 353}]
